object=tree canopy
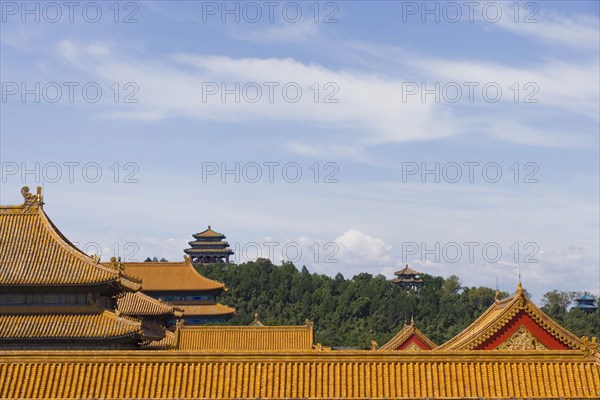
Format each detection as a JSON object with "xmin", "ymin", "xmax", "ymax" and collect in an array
[{"xmin": 197, "ymin": 260, "xmax": 599, "ymax": 348}]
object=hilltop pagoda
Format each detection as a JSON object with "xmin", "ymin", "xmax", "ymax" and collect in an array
[
  {"xmin": 575, "ymin": 293, "xmax": 598, "ymax": 313},
  {"xmin": 0, "ymin": 187, "xmax": 164, "ymax": 349},
  {"xmin": 184, "ymin": 226, "xmax": 234, "ymax": 263},
  {"xmin": 391, "ymin": 264, "xmax": 424, "ymax": 290}
]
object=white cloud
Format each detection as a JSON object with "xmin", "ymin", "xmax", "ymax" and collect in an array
[{"xmin": 334, "ymin": 228, "xmax": 394, "ymax": 266}]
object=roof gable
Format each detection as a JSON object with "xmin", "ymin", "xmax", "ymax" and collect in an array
[
  {"xmin": 380, "ymin": 318, "xmax": 437, "ymax": 350},
  {"xmin": 438, "ymin": 282, "xmax": 582, "ymax": 351}
]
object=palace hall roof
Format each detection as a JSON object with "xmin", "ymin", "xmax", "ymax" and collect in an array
[
  {"xmin": 176, "ymin": 322, "xmax": 314, "ymax": 352},
  {"xmin": 117, "ymin": 292, "xmax": 183, "ymax": 318},
  {"xmin": 1, "ymin": 350, "xmax": 598, "ymax": 399},
  {"xmin": 119, "ymin": 257, "xmax": 225, "ymax": 292},
  {"xmin": 0, "ymin": 311, "xmax": 142, "ymax": 341},
  {"xmin": 0, "ymin": 187, "xmax": 141, "ymax": 291},
  {"xmin": 379, "ymin": 318, "xmax": 437, "ymax": 350},
  {"xmin": 437, "ymin": 282, "xmax": 582, "ymax": 351}
]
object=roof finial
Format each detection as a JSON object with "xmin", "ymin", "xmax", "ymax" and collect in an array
[
  {"xmin": 517, "ymin": 280, "xmax": 524, "ymax": 296},
  {"xmin": 410, "ymin": 315, "xmax": 414, "ymax": 326},
  {"xmin": 21, "ymin": 186, "xmax": 43, "ymax": 212},
  {"xmin": 208, "ymin": 225, "xmax": 211, "ymax": 229},
  {"xmin": 495, "ymin": 276, "xmax": 500, "ymax": 301}
]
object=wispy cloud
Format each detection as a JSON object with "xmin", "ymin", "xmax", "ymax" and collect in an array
[
  {"xmin": 48, "ymin": 38, "xmax": 597, "ymax": 160},
  {"xmin": 491, "ymin": 4, "xmax": 600, "ymax": 51},
  {"xmin": 229, "ymin": 19, "xmax": 321, "ymax": 43}
]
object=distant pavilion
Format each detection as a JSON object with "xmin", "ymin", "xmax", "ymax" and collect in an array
[
  {"xmin": 391, "ymin": 264, "xmax": 424, "ymax": 290},
  {"xmin": 184, "ymin": 226, "xmax": 234, "ymax": 263},
  {"xmin": 575, "ymin": 293, "xmax": 598, "ymax": 313}
]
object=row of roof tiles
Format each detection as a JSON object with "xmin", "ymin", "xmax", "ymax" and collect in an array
[{"xmin": 1, "ymin": 351, "xmax": 599, "ymax": 399}]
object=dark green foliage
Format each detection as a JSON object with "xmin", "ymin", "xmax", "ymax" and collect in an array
[
  {"xmin": 196, "ymin": 260, "xmax": 599, "ymax": 348},
  {"xmin": 144, "ymin": 257, "xmax": 169, "ymax": 262}
]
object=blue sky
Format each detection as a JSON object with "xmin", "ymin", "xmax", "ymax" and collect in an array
[{"xmin": 1, "ymin": 1, "xmax": 598, "ymax": 301}]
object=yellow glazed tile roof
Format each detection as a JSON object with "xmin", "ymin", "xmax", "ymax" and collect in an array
[
  {"xmin": 176, "ymin": 323, "xmax": 314, "ymax": 351},
  {"xmin": 117, "ymin": 292, "xmax": 183, "ymax": 317},
  {"xmin": 120, "ymin": 257, "xmax": 225, "ymax": 292},
  {"xmin": 179, "ymin": 303, "xmax": 236, "ymax": 317},
  {"xmin": 437, "ymin": 282, "xmax": 582, "ymax": 351},
  {"xmin": 0, "ymin": 350, "xmax": 598, "ymax": 399},
  {"xmin": 379, "ymin": 319, "xmax": 437, "ymax": 350},
  {"xmin": 0, "ymin": 311, "xmax": 142, "ymax": 340},
  {"xmin": 0, "ymin": 188, "xmax": 140, "ymax": 290}
]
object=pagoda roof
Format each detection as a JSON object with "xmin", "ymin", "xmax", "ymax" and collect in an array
[
  {"xmin": 379, "ymin": 318, "xmax": 437, "ymax": 350},
  {"xmin": 176, "ymin": 321, "xmax": 314, "ymax": 351},
  {"xmin": 119, "ymin": 257, "xmax": 225, "ymax": 292},
  {"xmin": 178, "ymin": 303, "xmax": 236, "ymax": 317},
  {"xmin": 192, "ymin": 226, "xmax": 226, "ymax": 238},
  {"xmin": 184, "ymin": 247, "xmax": 234, "ymax": 254},
  {"xmin": 394, "ymin": 265, "xmax": 422, "ymax": 276},
  {"xmin": 117, "ymin": 292, "xmax": 183, "ymax": 318},
  {"xmin": 0, "ymin": 187, "xmax": 141, "ymax": 291},
  {"xmin": 1, "ymin": 350, "xmax": 599, "ymax": 399},
  {"xmin": 576, "ymin": 293, "xmax": 597, "ymax": 301},
  {"xmin": 0, "ymin": 311, "xmax": 142, "ymax": 341},
  {"xmin": 437, "ymin": 282, "xmax": 583, "ymax": 351}
]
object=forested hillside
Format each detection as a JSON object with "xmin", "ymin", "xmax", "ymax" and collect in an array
[{"xmin": 196, "ymin": 259, "xmax": 599, "ymax": 348}]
